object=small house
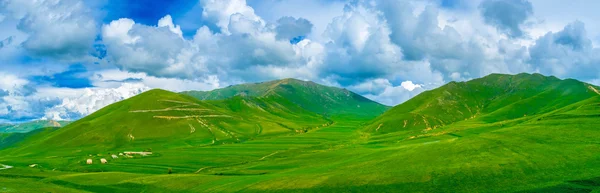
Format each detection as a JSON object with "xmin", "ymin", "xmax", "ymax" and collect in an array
[
  {"xmin": 111, "ymin": 155, "xmax": 118, "ymax": 159},
  {"xmin": 100, "ymin": 158, "xmax": 108, "ymax": 164},
  {"xmin": 86, "ymin": 159, "xmax": 93, "ymax": 164}
]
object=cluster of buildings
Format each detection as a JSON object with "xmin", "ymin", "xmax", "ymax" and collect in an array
[{"xmin": 85, "ymin": 151, "xmax": 152, "ymax": 164}]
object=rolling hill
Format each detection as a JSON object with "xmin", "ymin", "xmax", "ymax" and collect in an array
[
  {"xmin": 1, "ymin": 89, "xmax": 337, "ymax": 157},
  {"xmin": 182, "ymin": 78, "xmax": 390, "ymax": 118},
  {"xmin": 366, "ymin": 73, "xmax": 600, "ymax": 133}
]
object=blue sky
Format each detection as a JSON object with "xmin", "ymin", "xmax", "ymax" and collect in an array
[{"xmin": 1, "ymin": 0, "xmax": 600, "ymax": 123}]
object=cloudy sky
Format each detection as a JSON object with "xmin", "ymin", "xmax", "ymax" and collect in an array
[{"xmin": 1, "ymin": 0, "xmax": 599, "ymax": 123}]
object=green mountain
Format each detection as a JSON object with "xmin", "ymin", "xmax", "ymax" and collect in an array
[
  {"xmin": 366, "ymin": 73, "xmax": 600, "ymax": 133},
  {"xmin": 182, "ymin": 78, "xmax": 390, "ymax": 118},
  {"xmin": 0, "ymin": 120, "xmax": 70, "ymax": 133},
  {"xmin": 2, "ymin": 88, "xmax": 334, "ymax": 156}
]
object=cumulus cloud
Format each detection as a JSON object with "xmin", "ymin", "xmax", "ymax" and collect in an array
[
  {"xmin": 43, "ymin": 83, "xmax": 149, "ymax": 120},
  {"xmin": 0, "ymin": 70, "xmax": 150, "ymax": 123},
  {"xmin": 529, "ymin": 21, "xmax": 600, "ymax": 80},
  {"xmin": 349, "ymin": 78, "xmax": 427, "ymax": 106},
  {"xmin": 201, "ymin": 0, "xmax": 264, "ymax": 34},
  {"xmin": 1, "ymin": 0, "xmax": 97, "ymax": 60},
  {"xmin": 158, "ymin": 15, "xmax": 183, "ymax": 38},
  {"xmin": 102, "ymin": 0, "xmax": 315, "ymax": 84},
  {"xmin": 479, "ymin": 0, "xmax": 533, "ymax": 38},
  {"xmin": 102, "ymin": 16, "xmax": 208, "ymax": 79}
]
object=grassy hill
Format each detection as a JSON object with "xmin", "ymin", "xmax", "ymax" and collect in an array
[
  {"xmin": 182, "ymin": 78, "xmax": 390, "ymax": 118},
  {"xmin": 0, "ymin": 120, "xmax": 70, "ymax": 133},
  {"xmin": 1, "ymin": 89, "xmax": 332, "ymax": 158},
  {"xmin": 365, "ymin": 73, "xmax": 600, "ymax": 133},
  {"xmin": 2, "ymin": 73, "xmax": 600, "ymax": 192}
]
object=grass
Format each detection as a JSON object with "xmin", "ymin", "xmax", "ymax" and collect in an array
[{"xmin": 1, "ymin": 74, "xmax": 600, "ymax": 192}]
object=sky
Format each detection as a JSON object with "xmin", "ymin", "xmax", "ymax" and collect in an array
[{"xmin": 1, "ymin": 0, "xmax": 600, "ymax": 123}]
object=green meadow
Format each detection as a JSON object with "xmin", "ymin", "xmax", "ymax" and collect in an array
[{"xmin": 1, "ymin": 73, "xmax": 600, "ymax": 192}]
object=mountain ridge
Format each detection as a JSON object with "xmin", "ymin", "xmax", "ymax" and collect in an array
[
  {"xmin": 182, "ymin": 78, "xmax": 390, "ymax": 118},
  {"xmin": 366, "ymin": 72, "xmax": 600, "ymax": 133}
]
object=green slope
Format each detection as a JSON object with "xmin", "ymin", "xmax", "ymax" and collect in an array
[
  {"xmin": 0, "ymin": 120, "xmax": 70, "ymax": 133},
  {"xmin": 0, "ymin": 127, "xmax": 60, "ymax": 149},
  {"xmin": 182, "ymin": 78, "xmax": 390, "ymax": 118},
  {"xmin": 366, "ymin": 73, "xmax": 600, "ymax": 133},
  {"xmin": 2, "ymin": 89, "xmax": 331, "ymax": 157}
]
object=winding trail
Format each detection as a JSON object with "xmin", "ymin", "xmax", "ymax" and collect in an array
[
  {"xmin": 130, "ymin": 108, "xmax": 212, "ymax": 113},
  {"xmin": 259, "ymin": 151, "xmax": 279, "ymax": 160},
  {"xmin": 194, "ymin": 167, "xmax": 210, "ymax": 173},
  {"xmin": 158, "ymin": 100, "xmax": 200, "ymax": 106},
  {"xmin": 590, "ymin": 86, "xmax": 600, "ymax": 95},
  {"xmin": 153, "ymin": 115, "xmax": 232, "ymax": 119}
]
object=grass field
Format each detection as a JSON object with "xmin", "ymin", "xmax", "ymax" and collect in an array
[{"xmin": 1, "ymin": 74, "xmax": 600, "ymax": 192}]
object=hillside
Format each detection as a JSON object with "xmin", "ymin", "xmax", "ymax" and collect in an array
[
  {"xmin": 0, "ymin": 120, "xmax": 69, "ymax": 133},
  {"xmin": 0, "ymin": 128, "xmax": 59, "ymax": 149},
  {"xmin": 366, "ymin": 73, "xmax": 600, "ymax": 133},
  {"xmin": 182, "ymin": 78, "xmax": 390, "ymax": 118},
  {"xmin": 3, "ymin": 89, "xmax": 330, "ymax": 156}
]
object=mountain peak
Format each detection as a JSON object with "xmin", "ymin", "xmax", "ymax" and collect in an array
[{"xmin": 182, "ymin": 78, "xmax": 389, "ymax": 117}]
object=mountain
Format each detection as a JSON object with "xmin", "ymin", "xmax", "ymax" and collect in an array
[
  {"xmin": 0, "ymin": 120, "xmax": 69, "ymax": 133},
  {"xmin": 182, "ymin": 78, "xmax": 390, "ymax": 118},
  {"xmin": 366, "ymin": 73, "xmax": 600, "ymax": 133},
  {"xmin": 3, "ymin": 89, "xmax": 332, "ymax": 156}
]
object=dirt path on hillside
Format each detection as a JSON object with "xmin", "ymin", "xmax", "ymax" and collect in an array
[
  {"xmin": 158, "ymin": 100, "xmax": 200, "ymax": 106},
  {"xmin": 153, "ymin": 115, "xmax": 232, "ymax": 119},
  {"xmin": 130, "ymin": 108, "xmax": 212, "ymax": 113},
  {"xmin": 194, "ymin": 167, "xmax": 210, "ymax": 173},
  {"xmin": 188, "ymin": 124, "xmax": 196, "ymax": 134},
  {"xmin": 0, "ymin": 164, "xmax": 13, "ymax": 170},
  {"xmin": 590, "ymin": 86, "xmax": 600, "ymax": 95},
  {"xmin": 259, "ymin": 151, "xmax": 279, "ymax": 160}
]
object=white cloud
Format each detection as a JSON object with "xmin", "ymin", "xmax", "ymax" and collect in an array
[
  {"xmin": 1, "ymin": 0, "xmax": 97, "ymax": 60},
  {"xmin": 102, "ymin": 18, "xmax": 139, "ymax": 44},
  {"xmin": 201, "ymin": 0, "xmax": 264, "ymax": 34},
  {"xmin": 400, "ymin": 81, "xmax": 423, "ymax": 91},
  {"xmin": 43, "ymin": 83, "xmax": 149, "ymax": 120},
  {"xmin": 349, "ymin": 78, "xmax": 427, "ymax": 106},
  {"xmin": 102, "ymin": 17, "xmax": 210, "ymax": 79},
  {"xmin": 158, "ymin": 15, "xmax": 183, "ymax": 38},
  {"xmin": 0, "ymin": 72, "xmax": 28, "ymax": 91}
]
